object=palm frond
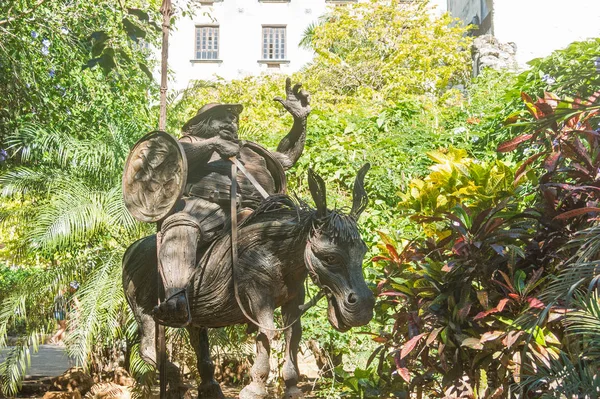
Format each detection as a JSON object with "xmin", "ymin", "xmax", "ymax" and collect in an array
[
  {"xmin": 237, "ymin": 125, "xmax": 262, "ymax": 142},
  {"xmin": 65, "ymin": 251, "xmax": 125, "ymax": 368},
  {"xmin": 0, "ymin": 331, "xmax": 44, "ymax": 396},
  {"xmin": 210, "ymin": 327, "xmax": 254, "ymax": 357},
  {"xmin": 0, "ymin": 166, "xmax": 67, "ymax": 196},
  {"xmin": 28, "ymin": 186, "xmax": 110, "ymax": 250},
  {"xmin": 0, "ymin": 294, "xmax": 27, "ymax": 349},
  {"xmin": 520, "ymin": 352, "xmax": 600, "ymax": 398},
  {"xmin": 128, "ymin": 342, "xmax": 155, "ymax": 399},
  {"xmin": 563, "ymin": 224, "xmax": 600, "ymax": 263},
  {"xmin": 25, "ymin": 178, "xmax": 141, "ymax": 251},
  {"xmin": 299, "ymin": 21, "xmax": 319, "ymax": 50},
  {"xmin": 104, "ymin": 186, "xmax": 139, "ymax": 236},
  {"xmin": 564, "ymin": 291, "xmax": 600, "ymax": 358},
  {"xmin": 0, "ymin": 256, "xmax": 87, "ymax": 394},
  {"xmin": 0, "ymin": 261, "xmax": 82, "ymax": 349},
  {"xmin": 6, "ymin": 123, "xmax": 140, "ymax": 186},
  {"xmin": 541, "ymin": 261, "xmax": 600, "ymax": 304}
]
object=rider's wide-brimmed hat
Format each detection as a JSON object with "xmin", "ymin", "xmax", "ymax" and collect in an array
[{"xmin": 182, "ymin": 103, "xmax": 243, "ymax": 132}]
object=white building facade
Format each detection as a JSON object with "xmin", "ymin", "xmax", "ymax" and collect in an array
[
  {"xmin": 168, "ymin": 0, "xmax": 447, "ymax": 90},
  {"xmin": 167, "ymin": 0, "xmax": 344, "ymax": 90},
  {"xmin": 447, "ymin": 0, "xmax": 600, "ymax": 67}
]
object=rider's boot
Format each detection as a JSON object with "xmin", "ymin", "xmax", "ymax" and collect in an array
[{"xmin": 153, "ymin": 217, "xmax": 200, "ymax": 328}]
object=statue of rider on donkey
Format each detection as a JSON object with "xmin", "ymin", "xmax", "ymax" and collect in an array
[{"xmin": 122, "ymin": 78, "xmax": 374, "ymax": 399}]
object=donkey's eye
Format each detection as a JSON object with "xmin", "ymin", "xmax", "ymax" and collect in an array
[{"xmin": 323, "ymin": 255, "xmax": 338, "ymax": 264}]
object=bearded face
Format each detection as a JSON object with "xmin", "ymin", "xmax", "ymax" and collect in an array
[{"xmin": 189, "ymin": 110, "xmax": 239, "ymax": 141}]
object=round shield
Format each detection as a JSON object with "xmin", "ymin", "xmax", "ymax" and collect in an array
[{"xmin": 123, "ymin": 131, "xmax": 188, "ymax": 223}]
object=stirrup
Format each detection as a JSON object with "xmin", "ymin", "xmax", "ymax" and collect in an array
[{"xmin": 153, "ymin": 289, "xmax": 192, "ymax": 328}]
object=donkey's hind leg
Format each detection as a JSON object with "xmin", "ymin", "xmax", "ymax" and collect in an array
[
  {"xmin": 189, "ymin": 326, "xmax": 225, "ymax": 399},
  {"xmin": 137, "ymin": 312, "xmax": 186, "ymax": 399}
]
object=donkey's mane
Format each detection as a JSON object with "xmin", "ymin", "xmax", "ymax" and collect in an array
[{"xmin": 237, "ymin": 194, "xmax": 362, "ymax": 244}]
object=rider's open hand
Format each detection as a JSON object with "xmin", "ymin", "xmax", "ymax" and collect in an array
[{"xmin": 274, "ymin": 77, "xmax": 311, "ymax": 120}]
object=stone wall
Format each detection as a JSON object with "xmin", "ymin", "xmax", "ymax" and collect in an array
[{"xmin": 472, "ymin": 34, "xmax": 517, "ymax": 75}]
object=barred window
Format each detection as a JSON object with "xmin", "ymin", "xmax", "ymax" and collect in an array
[
  {"xmin": 262, "ymin": 26, "xmax": 286, "ymax": 60},
  {"xmin": 195, "ymin": 26, "xmax": 219, "ymax": 60}
]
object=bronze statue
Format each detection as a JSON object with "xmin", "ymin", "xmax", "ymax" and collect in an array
[
  {"xmin": 122, "ymin": 79, "xmax": 375, "ymax": 399},
  {"xmin": 122, "ymin": 165, "xmax": 374, "ymax": 399},
  {"xmin": 124, "ymin": 78, "xmax": 311, "ymax": 327}
]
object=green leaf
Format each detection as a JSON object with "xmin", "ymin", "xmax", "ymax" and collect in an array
[
  {"xmin": 89, "ymin": 31, "xmax": 109, "ymax": 43},
  {"xmin": 461, "ymin": 337, "xmax": 483, "ymax": 350},
  {"xmin": 514, "ymin": 270, "xmax": 526, "ymax": 294},
  {"xmin": 377, "ymin": 112, "xmax": 387, "ymax": 129},
  {"xmin": 127, "ymin": 8, "xmax": 149, "ymax": 21},
  {"xmin": 138, "ymin": 62, "xmax": 153, "ymax": 80},
  {"xmin": 99, "ymin": 54, "xmax": 116, "ymax": 74},
  {"xmin": 122, "ymin": 18, "xmax": 146, "ymax": 41},
  {"xmin": 82, "ymin": 57, "xmax": 102, "ymax": 70},
  {"xmin": 92, "ymin": 40, "xmax": 107, "ymax": 58}
]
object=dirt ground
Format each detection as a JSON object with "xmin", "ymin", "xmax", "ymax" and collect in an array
[
  {"xmin": 12, "ymin": 378, "xmax": 322, "ymax": 399},
  {"xmin": 2, "ymin": 342, "xmax": 327, "ymax": 398}
]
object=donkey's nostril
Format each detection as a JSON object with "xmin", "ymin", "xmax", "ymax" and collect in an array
[{"xmin": 347, "ymin": 292, "xmax": 358, "ymax": 304}]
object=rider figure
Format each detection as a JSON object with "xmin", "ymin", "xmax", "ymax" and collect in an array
[{"xmin": 153, "ymin": 78, "xmax": 311, "ymax": 327}]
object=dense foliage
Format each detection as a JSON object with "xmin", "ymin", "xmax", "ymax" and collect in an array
[
  {"xmin": 0, "ymin": 0, "xmax": 164, "ymax": 145},
  {"xmin": 366, "ymin": 41, "xmax": 600, "ymax": 398},
  {"xmin": 1, "ymin": 0, "xmax": 599, "ymax": 398},
  {"xmin": 0, "ymin": 0, "xmax": 164, "ymax": 394},
  {"xmin": 301, "ymin": 0, "xmax": 472, "ymax": 109}
]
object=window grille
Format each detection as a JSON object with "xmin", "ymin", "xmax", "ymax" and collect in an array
[
  {"xmin": 195, "ymin": 26, "xmax": 219, "ymax": 60},
  {"xmin": 262, "ymin": 26, "xmax": 286, "ymax": 60}
]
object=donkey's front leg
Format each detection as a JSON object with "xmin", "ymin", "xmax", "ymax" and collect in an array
[
  {"xmin": 239, "ymin": 306, "xmax": 275, "ymax": 399},
  {"xmin": 281, "ymin": 287, "xmax": 305, "ymax": 399},
  {"xmin": 188, "ymin": 326, "xmax": 224, "ymax": 399}
]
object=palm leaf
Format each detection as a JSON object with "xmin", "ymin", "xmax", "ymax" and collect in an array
[
  {"xmin": 520, "ymin": 352, "xmax": 600, "ymax": 398},
  {"xmin": 0, "ymin": 331, "xmax": 44, "ymax": 396},
  {"xmin": 299, "ymin": 21, "xmax": 319, "ymax": 50},
  {"xmin": 65, "ymin": 252, "xmax": 125, "ymax": 368}
]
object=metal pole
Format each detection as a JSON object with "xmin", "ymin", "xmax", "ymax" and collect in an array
[
  {"xmin": 159, "ymin": 0, "xmax": 172, "ymax": 131},
  {"xmin": 157, "ymin": 1, "xmax": 172, "ymax": 397}
]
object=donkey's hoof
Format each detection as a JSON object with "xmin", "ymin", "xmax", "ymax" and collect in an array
[
  {"xmin": 198, "ymin": 380, "xmax": 225, "ymax": 399},
  {"xmin": 282, "ymin": 386, "xmax": 304, "ymax": 399},
  {"xmin": 239, "ymin": 382, "xmax": 269, "ymax": 399}
]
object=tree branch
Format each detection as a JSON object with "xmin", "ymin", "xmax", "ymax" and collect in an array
[{"xmin": 0, "ymin": 0, "xmax": 51, "ymax": 26}]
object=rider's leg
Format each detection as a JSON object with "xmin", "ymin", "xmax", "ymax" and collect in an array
[
  {"xmin": 154, "ymin": 213, "xmax": 199, "ymax": 326},
  {"xmin": 153, "ymin": 198, "xmax": 225, "ymax": 327}
]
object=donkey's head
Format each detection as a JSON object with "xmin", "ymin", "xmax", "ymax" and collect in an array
[{"xmin": 305, "ymin": 164, "xmax": 375, "ymax": 332}]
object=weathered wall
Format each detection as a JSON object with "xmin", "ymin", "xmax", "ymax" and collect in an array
[
  {"xmin": 447, "ymin": 0, "xmax": 491, "ymax": 28},
  {"xmin": 472, "ymin": 34, "xmax": 517, "ymax": 75},
  {"xmin": 492, "ymin": 0, "xmax": 600, "ymax": 67}
]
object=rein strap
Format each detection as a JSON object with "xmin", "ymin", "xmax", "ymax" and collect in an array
[{"xmin": 229, "ymin": 159, "xmax": 322, "ymax": 332}]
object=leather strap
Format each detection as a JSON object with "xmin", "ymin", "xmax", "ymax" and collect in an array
[
  {"xmin": 231, "ymin": 157, "xmax": 269, "ymax": 199},
  {"xmin": 229, "ymin": 160, "xmax": 323, "ymax": 332}
]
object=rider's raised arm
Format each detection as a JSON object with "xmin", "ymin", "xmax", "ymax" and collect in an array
[{"xmin": 273, "ymin": 78, "xmax": 311, "ymax": 170}]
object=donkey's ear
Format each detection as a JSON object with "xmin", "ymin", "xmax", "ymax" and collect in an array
[
  {"xmin": 350, "ymin": 163, "xmax": 370, "ymax": 219},
  {"xmin": 308, "ymin": 168, "xmax": 328, "ymax": 217}
]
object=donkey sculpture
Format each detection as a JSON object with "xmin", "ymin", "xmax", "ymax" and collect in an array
[{"xmin": 122, "ymin": 165, "xmax": 375, "ymax": 399}]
